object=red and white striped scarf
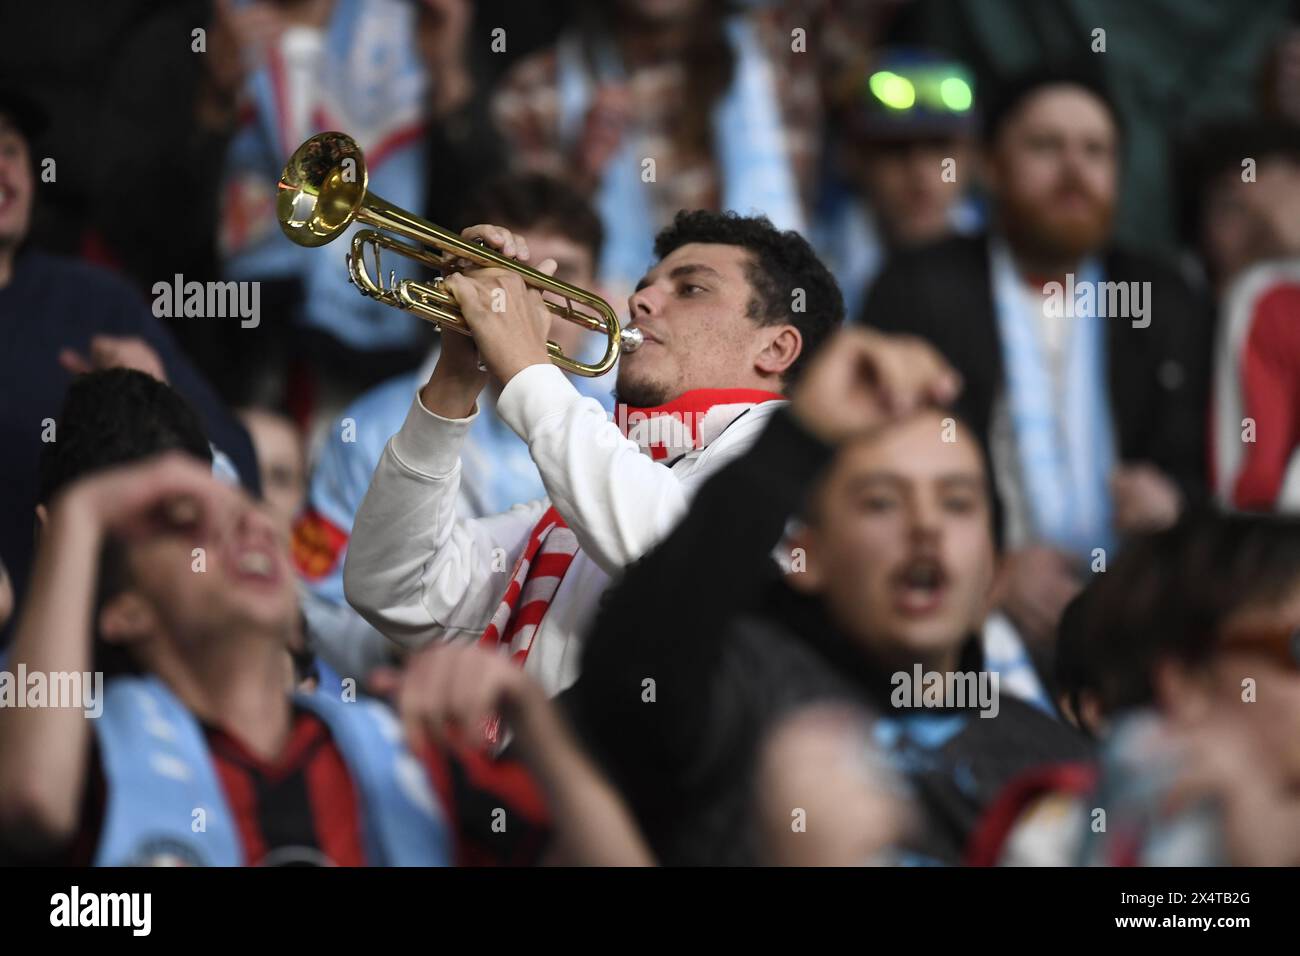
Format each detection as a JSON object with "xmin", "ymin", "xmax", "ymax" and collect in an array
[{"xmin": 478, "ymin": 388, "xmax": 783, "ymax": 666}]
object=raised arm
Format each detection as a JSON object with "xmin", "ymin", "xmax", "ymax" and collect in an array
[
  {"xmin": 343, "ymin": 227, "xmax": 550, "ymax": 647},
  {"xmin": 341, "ymin": 384, "xmax": 547, "ymax": 647},
  {"xmin": 574, "ymin": 329, "xmax": 962, "ymax": 777},
  {"xmin": 438, "ymin": 244, "xmax": 714, "ymax": 576},
  {"xmin": 0, "ymin": 455, "xmax": 237, "ymax": 849},
  {"xmin": 0, "ymin": 494, "xmax": 102, "ymax": 846}
]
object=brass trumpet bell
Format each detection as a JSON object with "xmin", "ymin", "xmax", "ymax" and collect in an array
[{"xmin": 277, "ymin": 131, "xmax": 640, "ymax": 376}]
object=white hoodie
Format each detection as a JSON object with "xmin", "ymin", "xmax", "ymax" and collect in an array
[{"xmin": 343, "ymin": 362, "xmax": 785, "ymax": 695}]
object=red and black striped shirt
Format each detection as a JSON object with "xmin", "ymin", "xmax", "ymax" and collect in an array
[{"xmin": 60, "ymin": 704, "xmax": 550, "ymax": 867}]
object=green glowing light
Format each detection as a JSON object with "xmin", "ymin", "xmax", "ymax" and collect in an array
[
  {"xmin": 939, "ymin": 76, "xmax": 973, "ymax": 111},
  {"xmin": 869, "ymin": 71, "xmax": 916, "ymax": 110}
]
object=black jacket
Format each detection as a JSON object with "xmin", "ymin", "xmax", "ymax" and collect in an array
[
  {"xmin": 569, "ymin": 409, "xmax": 1092, "ymax": 865},
  {"xmin": 858, "ymin": 234, "xmax": 1213, "ymax": 502}
]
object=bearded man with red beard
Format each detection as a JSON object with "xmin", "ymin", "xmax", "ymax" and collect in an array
[{"xmin": 860, "ymin": 64, "xmax": 1213, "ymax": 649}]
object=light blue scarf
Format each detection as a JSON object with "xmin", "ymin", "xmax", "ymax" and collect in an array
[
  {"xmin": 555, "ymin": 16, "xmax": 805, "ymax": 288},
  {"xmin": 93, "ymin": 675, "xmax": 449, "ymax": 866},
  {"xmin": 989, "ymin": 240, "xmax": 1116, "ymax": 559}
]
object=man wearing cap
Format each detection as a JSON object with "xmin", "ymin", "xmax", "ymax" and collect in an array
[
  {"xmin": 859, "ymin": 64, "xmax": 1213, "ymax": 647},
  {"xmin": 811, "ymin": 50, "xmax": 983, "ymax": 319},
  {"xmin": 0, "ymin": 88, "xmax": 259, "ymax": 646}
]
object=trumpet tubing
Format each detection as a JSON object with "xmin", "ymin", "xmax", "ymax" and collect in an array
[{"xmin": 276, "ymin": 131, "xmax": 640, "ymax": 377}]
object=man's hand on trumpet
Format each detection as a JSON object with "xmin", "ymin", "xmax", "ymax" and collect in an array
[
  {"xmin": 418, "ymin": 223, "xmax": 558, "ymax": 419},
  {"xmin": 444, "ymin": 223, "xmax": 558, "ymax": 385}
]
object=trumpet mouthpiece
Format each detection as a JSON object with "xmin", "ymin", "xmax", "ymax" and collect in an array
[{"xmin": 620, "ymin": 326, "xmax": 644, "ymax": 352}]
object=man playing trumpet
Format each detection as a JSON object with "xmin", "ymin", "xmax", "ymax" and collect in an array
[{"xmin": 343, "ymin": 211, "xmax": 876, "ymax": 698}]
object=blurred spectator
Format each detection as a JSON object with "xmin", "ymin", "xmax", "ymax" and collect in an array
[
  {"xmin": 972, "ymin": 512, "xmax": 1300, "ymax": 866},
  {"xmin": 0, "ymin": 88, "xmax": 259, "ymax": 649},
  {"xmin": 813, "ymin": 0, "xmax": 918, "ymax": 91},
  {"xmin": 205, "ymin": 0, "xmax": 444, "ymax": 416},
  {"xmin": 0, "ymin": 448, "xmax": 512, "ymax": 866},
  {"xmin": 342, "ymin": 209, "xmax": 842, "ymax": 701},
  {"xmin": 811, "ymin": 49, "xmax": 982, "ymax": 318},
  {"xmin": 1179, "ymin": 119, "xmax": 1300, "ymax": 511},
  {"xmin": 239, "ymin": 406, "xmax": 307, "ymax": 532},
  {"xmin": 571, "ymin": 329, "xmax": 1090, "ymax": 865},
  {"xmin": 861, "ymin": 65, "xmax": 1213, "ymax": 645},
  {"xmin": 0, "ymin": 2, "xmax": 561, "ymax": 414},
  {"xmin": 29, "ymin": 371, "xmax": 317, "ymax": 695},
  {"xmin": 1178, "ymin": 119, "xmax": 1300, "ymax": 293},
  {"xmin": 491, "ymin": 0, "xmax": 809, "ymax": 298},
  {"xmin": 0, "ymin": 2, "xmax": 242, "ymax": 323},
  {"xmin": 753, "ymin": 704, "xmax": 913, "ymax": 866},
  {"xmin": 415, "ymin": 0, "xmax": 511, "ymax": 229},
  {"xmin": 1211, "ymin": 264, "xmax": 1300, "ymax": 511},
  {"xmin": 1078, "ymin": 514, "xmax": 1300, "ymax": 866},
  {"xmin": 890, "ymin": 0, "xmax": 1293, "ymax": 253},
  {"xmin": 0, "ymin": 372, "xmax": 648, "ymax": 866},
  {"xmin": 296, "ymin": 173, "xmax": 613, "ymax": 682}
]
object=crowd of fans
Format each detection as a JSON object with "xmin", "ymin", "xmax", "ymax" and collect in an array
[{"xmin": 0, "ymin": 0, "xmax": 1298, "ymax": 867}]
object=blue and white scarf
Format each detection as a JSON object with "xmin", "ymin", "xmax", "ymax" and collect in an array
[
  {"xmin": 555, "ymin": 16, "xmax": 805, "ymax": 289},
  {"xmin": 219, "ymin": 0, "xmax": 429, "ymax": 350},
  {"xmin": 93, "ymin": 675, "xmax": 449, "ymax": 866},
  {"xmin": 989, "ymin": 239, "xmax": 1116, "ymax": 559}
]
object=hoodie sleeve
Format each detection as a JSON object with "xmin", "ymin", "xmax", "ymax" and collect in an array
[
  {"xmin": 344, "ymin": 393, "xmax": 547, "ymax": 648},
  {"xmin": 573, "ymin": 407, "xmax": 835, "ymax": 784}
]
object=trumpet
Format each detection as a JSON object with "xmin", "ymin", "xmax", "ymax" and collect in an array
[{"xmin": 276, "ymin": 131, "xmax": 640, "ymax": 377}]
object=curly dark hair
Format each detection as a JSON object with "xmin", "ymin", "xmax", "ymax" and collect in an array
[
  {"xmin": 37, "ymin": 368, "xmax": 212, "ymax": 505},
  {"xmin": 652, "ymin": 210, "xmax": 844, "ymax": 384}
]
